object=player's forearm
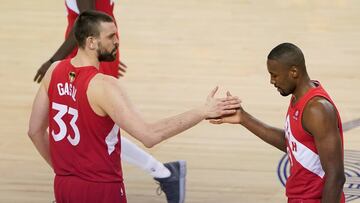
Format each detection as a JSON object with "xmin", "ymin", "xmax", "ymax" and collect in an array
[
  {"xmin": 50, "ymin": 0, "xmax": 95, "ymax": 62},
  {"xmin": 77, "ymin": 0, "xmax": 95, "ymax": 12},
  {"xmin": 145, "ymin": 107, "xmax": 205, "ymax": 147},
  {"xmin": 28, "ymin": 131, "xmax": 53, "ymax": 168},
  {"xmin": 240, "ymin": 111, "xmax": 286, "ymax": 152},
  {"xmin": 50, "ymin": 29, "xmax": 77, "ymax": 62},
  {"xmin": 321, "ymin": 173, "xmax": 345, "ymax": 203}
]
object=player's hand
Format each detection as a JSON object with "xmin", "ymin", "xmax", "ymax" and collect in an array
[
  {"xmin": 203, "ymin": 87, "xmax": 241, "ymax": 119},
  {"xmin": 34, "ymin": 60, "xmax": 52, "ymax": 83},
  {"xmin": 118, "ymin": 60, "xmax": 127, "ymax": 77},
  {"xmin": 208, "ymin": 91, "xmax": 243, "ymax": 124}
]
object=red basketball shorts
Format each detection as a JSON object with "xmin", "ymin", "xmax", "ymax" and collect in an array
[{"xmin": 54, "ymin": 175, "xmax": 127, "ymax": 203}]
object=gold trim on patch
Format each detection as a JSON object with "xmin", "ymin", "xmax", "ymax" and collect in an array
[{"xmin": 69, "ymin": 71, "xmax": 76, "ymax": 83}]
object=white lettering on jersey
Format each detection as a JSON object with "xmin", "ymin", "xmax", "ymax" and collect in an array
[
  {"xmin": 105, "ymin": 124, "xmax": 119, "ymax": 155},
  {"xmin": 285, "ymin": 115, "xmax": 325, "ymax": 178},
  {"xmin": 52, "ymin": 102, "xmax": 80, "ymax": 146},
  {"xmin": 57, "ymin": 83, "xmax": 77, "ymax": 102}
]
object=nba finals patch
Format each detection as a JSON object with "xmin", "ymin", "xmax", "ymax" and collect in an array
[
  {"xmin": 277, "ymin": 118, "xmax": 360, "ymax": 202},
  {"xmin": 69, "ymin": 71, "xmax": 76, "ymax": 83}
]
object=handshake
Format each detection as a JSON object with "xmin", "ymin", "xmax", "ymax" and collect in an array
[{"xmin": 202, "ymin": 86, "xmax": 243, "ymax": 125}]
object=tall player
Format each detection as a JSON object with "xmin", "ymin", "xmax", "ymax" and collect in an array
[
  {"xmin": 28, "ymin": 10, "xmax": 241, "ymax": 203},
  {"xmin": 210, "ymin": 43, "xmax": 345, "ymax": 203},
  {"xmin": 32, "ymin": 1, "xmax": 188, "ymax": 202}
]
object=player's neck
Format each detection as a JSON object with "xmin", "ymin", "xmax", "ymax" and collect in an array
[
  {"xmin": 292, "ymin": 76, "xmax": 313, "ymax": 103},
  {"xmin": 72, "ymin": 49, "xmax": 100, "ymax": 69}
]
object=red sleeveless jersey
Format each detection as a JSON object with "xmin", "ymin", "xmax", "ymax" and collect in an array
[
  {"xmin": 48, "ymin": 59, "xmax": 123, "ymax": 183},
  {"xmin": 284, "ymin": 81, "xmax": 344, "ymax": 201},
  {"xmin": 64, "ymin": 0, "xmax": 119, "ymax": 78}
]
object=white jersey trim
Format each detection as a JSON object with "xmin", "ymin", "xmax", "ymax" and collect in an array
[
  {"xmin": 285, "ymin": 115, "xmax": 325, "ymax": 178},
  {"xmin": 65, "ymin": 0, "xmax": 115, "ymax": 15},
  {"xmin": 105, "ymin": 124, "xmax": 119, "ymax": 155},
  {"xmin": 65, "ymin": 0, "xmax": 80, "ymax": 14}
]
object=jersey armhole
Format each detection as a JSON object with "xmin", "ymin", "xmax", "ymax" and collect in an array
[
  {"xmin": 84, "ymin": 73, "xmax": 110, "ymax": 119},
  {"xmin": 47, "ymin": 61, "xmax": 63, "ymax": 96}
]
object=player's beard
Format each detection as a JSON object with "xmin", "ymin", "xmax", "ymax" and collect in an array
[{"xmin": 97, "ymin": 43, "xmax": 118, "ymax": 62}]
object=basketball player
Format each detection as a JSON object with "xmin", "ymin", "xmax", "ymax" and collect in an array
[
  {"xmin": 210, "ymin": 43, "xmax": 345, "ymax": 203},
  {"xmin": 28, "ymin": 10, "xmax": 241, "ymax": 203},
  {"xmin": 32, "ymin": 1, "xmax": 189, "ymax": 202},
  {"xmin": 33, "ymin": 0, "xmax": 125, "ymax": 81}
]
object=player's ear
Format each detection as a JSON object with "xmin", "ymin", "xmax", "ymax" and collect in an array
[
  {"xmin": 289, "ymin": 66, "xmax": 299, "ymax": 79},
  {"xmin": 87, "ymin": 36, "xmax": 97, "ymax": 50}
]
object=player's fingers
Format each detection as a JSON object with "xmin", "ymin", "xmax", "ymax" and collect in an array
[
  {"xmin": 208, "ymin": 86, "xmax": 219, "ymax": 99},
  {"xmin": 119, "ymin": 61, "xmax": 127, "ymax": 68},
  {"xmin": 221, "ymin": 109, "xmax": 237, "ymax": 115},
  {"xmin": 219, "ymin": 96, "xmax": 240, "ymax": 103},
  {"xmin": 209, "ymin": 119, "xmax": 222, "ymax": 124},
  {"xmin": 205, "ymin": 116, "xmax": 220, "ymax": 120},
  {"xmin": 118, "ymin": 66, "xmax": 127, "ymax": 72},
  {"xmin": 37, "ymin": 74, "xmax": 45, "ymax": 83},
  {"xmin": 226, "ymin": 91, "xmax": 232, "ymax": 97},
  {"xmin": 223, "ymin": 104, "xmax": 241, "ymax": 110},
  {"xmin": 224, "ymin": 98, "xmax": 241, "ymax": 104},
  {"xmin": 33, "ymin": 73, "xmax": 39, "ymax": 82}
]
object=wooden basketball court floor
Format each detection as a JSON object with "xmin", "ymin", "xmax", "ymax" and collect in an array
[{"xmin": 0, "ymin": 0, "xmax": 359, "ymax": 202}]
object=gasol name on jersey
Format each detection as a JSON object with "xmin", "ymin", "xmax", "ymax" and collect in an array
[{"xmin": 57, "ymin": 83, "xmax": 77, "ymax": 102}]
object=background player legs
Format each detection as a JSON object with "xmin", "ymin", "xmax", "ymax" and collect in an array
[
  {"xmin": 121, "ymin": 136, "xmax": 170, "ymax": 178},
  {"xmin": 121, "ymin": 136, "xmax": 186, "ymax": 203}
]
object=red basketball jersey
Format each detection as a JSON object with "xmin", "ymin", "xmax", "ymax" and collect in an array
[
  {"xmin": 284, "ymin": 81, "xmax": 344, "ymax": 201},
  {"xmin": 64, "ymin": 0, "xmax": 119, "ymax": 78},
  {"xmin": 48, "ymin": 59, "xmax": 123, "ymax": 183}
]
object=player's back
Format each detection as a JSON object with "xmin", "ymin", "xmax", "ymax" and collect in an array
[{"xmin": 48, "ymin": 59, "xmax": 123, "ymax": 183}]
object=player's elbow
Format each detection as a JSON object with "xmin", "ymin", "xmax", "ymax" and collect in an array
[
  {"xmin": 133, "ymin": 124, "xmax": 164, "ymax": 148},
  {"xmin": 139, "ymin": 130, "xmax": 164, "ymax": 148},
  {"xmin": 141, "ymin": 135, "xmax": 162, "ymax": 148},
  {"xmin": 328, "ymin": 170, "xmax": 346, "ymax": 188},
  {"xmin": 27, "ymin": 126, "xmax": 44, "ymax": 140},
  {"xmin": 338, "ymin": 172, "xmax": 346, "ymax": 187},
  {"xmin": 27, "ymin": 128, "xmax": 38, "ymax": 139},
  {"xmin": 335, "ymin": 169, "xmax": 346, "ymax": 185}
]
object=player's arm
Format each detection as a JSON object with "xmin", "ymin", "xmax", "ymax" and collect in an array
[
  {"xmin": 28, "ymin": 63, "xmax": 58, "ymax": 167},
  {"xmin": 77, "ymin": 0, "xmax": 95, "ymax": 11},
  {"xmin": 33, "ymin": 29, "xmax": 78, "ymax": 83},
  {"xmin": 209, "ymin": 92, "xmax": 286, "ymax": 152},
  {"xmin": 48, "ymin": 0, "xmax": 96, "ymax": 61},
  {"xmin": 33, "ymin": 0, "xmax": 96, "ymax": 83},
  {"xmin": 238, "ymin": 110, "xmax": 286, "ymax": 152},
  {"xmin": 303, "ymin": 97, "xmax": 345, "ymax": 203},
  {"xmin": 89, "ymin": 75, "xmax": 241, "ymax": 148}
]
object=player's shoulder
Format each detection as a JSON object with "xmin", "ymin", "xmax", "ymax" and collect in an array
[
  {"xmin": 43, "ymin": 61, "xmax": 62, "ymax": 91},
  {"xmin": 307, "ymin": 96, "xmax": 334, "ymax": 111},
  {"xmin": 91, "ymin": 73, "xmax": 119, "ymax": 86},
  {"xmin": 89, "ymin": 73, "xmax": 123, "ymax": 93},
  {"xmin": 304, "ymin": 96, "xmax": 336, "ymax": 119},
  {"xmin": 303, "ymin": 95, "xmax": 339, "ymax": 136}
]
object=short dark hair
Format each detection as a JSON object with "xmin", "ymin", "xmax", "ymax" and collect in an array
[
  {"xmin": 73, "ymin": 10, "xmax": 114, "ymax": 48},
  {"xmin": 268, "ymin": 43, "xmax": 306, "ymax": 68}
]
